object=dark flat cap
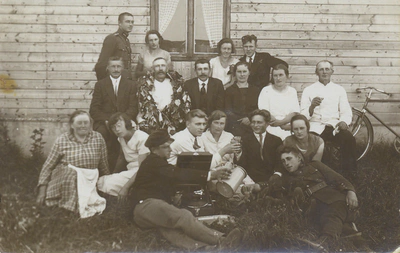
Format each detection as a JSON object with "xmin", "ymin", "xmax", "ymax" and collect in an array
[{"xmin": 145, "ymin": 129, "xmax": 174, "ymax": 148}]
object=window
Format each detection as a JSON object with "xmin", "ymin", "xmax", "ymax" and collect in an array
[{"xmin": 151, "ymin": 0, "xmax": 230, "ymax": 60}]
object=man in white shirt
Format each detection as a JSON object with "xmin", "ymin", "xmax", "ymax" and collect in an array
[
  {"xmin": 300, "ymin": 60, "xmax": 357, "ymax": 177},
  {"xmin": 168, "ymin": 109, "xmax": 240, "ymax": 169},
  {"xmin": 90, "ymin": 56, "xmax": 138, "ymax": 170}
]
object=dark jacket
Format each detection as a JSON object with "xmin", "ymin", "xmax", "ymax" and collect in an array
[
  {"xmin": 131, "ymin": 153, "xmax": 208, "ymax": 206},
  {"xmin": 238, "ymin": 131, "xmax": 283, "ymax": 182},
  {"xmin": 283, "ymin": 161, "xmax": 355, "ymax": 204},
  {"xmin": 224, "ymin": 83, "xmax": 261, "ymax": 135},
  {"xmin": 89, "ymin": 75, "xmax": 138, "ymax": 130},
  {"xmin": 95, "ymin": 29, "xmax": 132, "ymax": 80},
  {"xmin": 239, "ymin": 52, "xmax": 288, "ymax": 88},
  {"xmin": 183, "ymin": 77, "xmax": 225, "ymax": 115}
]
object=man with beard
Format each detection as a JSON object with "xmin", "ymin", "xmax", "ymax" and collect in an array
[
  {"xmin": 90, "ymin": 57, "xmax": 138, "ymax": 170},
  {"xmin": 95, "ymin": 12, "xmax": 134, "ymax": 80},
  {"xmin": 183, "ymin": 59, "xmax": 225, "ymax": 115}
]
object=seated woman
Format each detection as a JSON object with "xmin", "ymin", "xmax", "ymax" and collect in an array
[
  {"xmin": 258, "ymin": 64, "xmax": 300, "ymax": 140},
  {"xmin": 201, "ymin": 110, "xmax": 255, "ymax": 194},
  {"xmin": 36, "ymin": 110, "xmax": 110, "ymax": 216},
  {"xmin": 225, "ymin": 61, "xmax": 261, "ymax": 136},
  {"xmin": 135, "ymin": 30, "xmax": 172, "ymax": 79},
  {"xmin": 209, "ymin": 38, "xmax": 239, "ymax": 89},
  {"xmin": 97, "ymin": 113, "xmax": 150, "ymax": 200},
  {"xmin": 283, "ymin": 114, "xmax": 324, "ymax": 163}
]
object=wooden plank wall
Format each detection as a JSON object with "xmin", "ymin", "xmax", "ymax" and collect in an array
[
  {"xmin": 230, "ymin": 0, "xmax": 400, "ymax": 125},
  {"xmin": 0, "ymin": 0, "xmax": 399, "ymax": 126}
]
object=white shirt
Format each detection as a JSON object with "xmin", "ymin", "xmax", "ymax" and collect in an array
[
  {"xmin": 109, "ymin": 75, "xmax": 121, "ymax": 95},
  {"xmin": 118, "ymin": 130, "xmax": 150, "ymax": 171},
  {"xmin": 258, "ymin": 85, "xmax": 300, "ymax": 120},
  {"xmin": 247, "ymin": 53, "xmax": 256, "ymax": 63},
  {"xmin": 210, "ymin": 57, "xmax": 239, "ymax": 85},
  {"xmin": 152, "ymin": 79, "xmax": 173, "ymax": 110},
  {"xmin": 169, "ymin": 128, "xmax": 222, "ymax": 169},
  {"xmin": 197, "ymin": 78, "xmax": 209, "ymax": 93},
  {"xmin": 300, "ymin": 81, "xmax": 352, "ymax": 134},
  {"xmin": 201, "ymin": 130, "xmax": 234, "ymax": 165}
]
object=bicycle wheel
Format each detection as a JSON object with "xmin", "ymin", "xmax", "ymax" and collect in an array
[
  {"xmin": 394, "ymin": 137, "xmax": 400, "ymax": 154},
  {"xmin": 350, "ymin": 108, "xmax": 374, "ymax": 161}
]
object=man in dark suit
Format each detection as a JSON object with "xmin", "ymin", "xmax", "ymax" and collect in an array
[
  {"xmin": 237, "ymin": 109, "xmax": 283, "ymax": 183},
  {"xmin": 90, "ymin": 56, "xmax": 138, "ymax": 170},
  {"xmin": 239, "ymin": 35, "xmax": 288, "ymax": 88},
  {"xmin": 183, "ymin": 59, "xmax": 225, "ymax": 115},
  {"xmin": 132, "ymin": 130, "xmax": 241, "ymax": 250}
]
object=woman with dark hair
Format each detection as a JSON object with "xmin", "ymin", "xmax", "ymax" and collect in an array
[
  {"xmin": 97, "ymin": 113, "xmax": 150, "ymax": 200},
  {"xmin": 36, "ymin": 110, "xmax": 110, "ymax": 217},
  {"xmin": 135, "ymin": 30, "xmax": 172, "ymax": 78},
  {"xmin": 225, "ymin": 61, "xmax": 261, "ymax": 136},
  {"xmin": 258, "ymin": 64, "xmax": 300, "ymax": 140},
  {"xmin": 209, "ymin": 38, "xmax": 239, "ymax": 89},
  {"xmin": 283, "ymin": 114, "xmax": 324, "ymax": 162}
]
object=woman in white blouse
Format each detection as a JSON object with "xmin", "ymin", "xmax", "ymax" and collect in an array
[
  {"xmin": 209, "ymin": 38, "xmax": 239, "ymax": 89},
  {"xmin": 258, "ymin": 64, "xmax": 300, "ymax": 140}
]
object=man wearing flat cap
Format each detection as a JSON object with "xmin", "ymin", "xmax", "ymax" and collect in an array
[{"xmin": 131, "ymin": 130, "xmax": 241, "ymax": 250}]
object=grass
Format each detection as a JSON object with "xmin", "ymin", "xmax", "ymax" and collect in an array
[{"xmin": 1, "ymin": 125, "xmax": 400, "ymax": 252}]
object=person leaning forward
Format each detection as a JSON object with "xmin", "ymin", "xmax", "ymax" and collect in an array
[
  {"xmin": 131, "ymin": 130, "xmax": 242, "ymax": 250},
  {"xmin": 95, "ymin": 12, "xmax": 134, "ymax": 80}
]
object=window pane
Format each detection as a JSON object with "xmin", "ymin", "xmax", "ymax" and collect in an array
[
  {"xmin": 160, "ymin": 0, "xmax": 187, "ymax": 54},
  {"xmin": 194, "ymin": 0, "xmax": 224, "ymax": 54}
]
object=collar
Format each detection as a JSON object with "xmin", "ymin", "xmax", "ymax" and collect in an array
[
  {"xmin": 247, "ymin": 52, "xmax": 256, "ymax": 62},
  {"xmin": 109, "ymin": 75, "xmax": 121, "ymax": 84},
  {"xmin": 254, "ymin": 131, "xmax": 266, "ymax": 140},
  {"xmin": 154, "ymin": 78, "xmax": 171, "ymax": 86},
  {"xmin": 198, "ymin": 79, "xmax": 209, "ymax": 92},
  {"xmin": 317, "ymin": 80, "xmax": 333, "ymax": 87},
  {"xmin": 117, "ymin": 28, "xmax": 129, "ymax": 38},
  {"xmin": 184, "ymin": 128, "xmax": 199, "ymax": 141},
  {"xmin": 68, "ymin": 131, "xmax": 92, "ymax": 144}
]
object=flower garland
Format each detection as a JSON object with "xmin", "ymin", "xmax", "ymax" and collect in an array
[{"xmin": 137, "ymin": 71, "xmax": 191, "ymax": 135}]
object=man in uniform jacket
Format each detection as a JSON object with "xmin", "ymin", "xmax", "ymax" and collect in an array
[
  {"xmin": 90, "ymin": 57, "xmax": 138, "ymax": 170},
  {"xmin": 280, "ymin": 146, "xmax": 359, "ymax": 242},
  {"xmin": 237, "ymin": 109, "xmax": 283, "ymax": 183},
  {"xmin": 183, "ymin": 59, "xmax": 225, "ymax": 115},
  {"xmin": 95, "ymin": 12, "xmax": 134, "ymax": 80},
  {"xmin": 131, "ymin": 130, "xmax": 241, "ymax": 250},
  {"xmin": 239, "ymin": 35, "xmax": 288, "ymax": 88}
]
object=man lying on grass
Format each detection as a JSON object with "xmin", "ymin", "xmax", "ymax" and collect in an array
[
  {"xmin": 130, "ymin": 129, "xmax": 242, "ymax": 250},
  {"xmin": 243, "ymin": 146, "xmax": 360, "ymax": 247}
]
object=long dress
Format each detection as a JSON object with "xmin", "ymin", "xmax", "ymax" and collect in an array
[
  {"xmin": 258, "ymin": 85, "xmax": 300, "ymax": 140},
  {"xmin": 37, "ymin": 131, "xmax": 109, "ymax": 212},
  {"xmin": 209, "ymin": 56, "xmax": 239, "ymax": 86},
  {"xmin": 97, "ymin": 130, "xmax": 150, "ymax": 196}
]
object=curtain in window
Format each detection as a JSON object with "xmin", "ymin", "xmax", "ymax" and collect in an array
[
  {"xmin": 201, "ymin": 0, "xmax": 223, "ymax": 48},
  {"xmin": 159, "ymin": 0, "xmax": 180, "ymax": 35}
]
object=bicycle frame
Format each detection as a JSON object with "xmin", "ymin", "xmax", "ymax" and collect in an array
[{"xmin": 354, "ymin": 88, "xmax": 400, "ymax": 139}]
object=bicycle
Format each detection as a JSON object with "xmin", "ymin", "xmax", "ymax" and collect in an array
[{"xmin": 350, "ymin": 86, "xmax": 400, "ymax": 160}]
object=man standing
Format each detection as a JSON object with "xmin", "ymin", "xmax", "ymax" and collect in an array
[
  {"xmin": 131, "ymin": 129, "xmax": 241, "ymax": 250},
  {"xmin": 237, "ymin": 109, "xmax": 283, "ymax": 183},
  {"xmin": 239, "ymin": 35, "xmax": 288, "ymax": 88},
  {"xmin": 183, "ymin": 59, "xmax": 225, "ymax": 115},
  {"xmin": 300, "ymin": 60, "xmax": 357, "ymax": 177},
  {"xmin": 95, "ymin": 12, "xmax": 134, "ymax": 80},
  {"xmin": 90, "ymin": 57, "xmax": 138, "ymax": 170}
]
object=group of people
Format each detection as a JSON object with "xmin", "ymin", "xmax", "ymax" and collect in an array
[{"xmin": 36, "ymin": 12, "xmax": 361, "ymax": 250}]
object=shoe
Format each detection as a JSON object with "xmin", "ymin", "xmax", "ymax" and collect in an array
[{"xmin": 219, "ymin": 228, "xmax": 242, "ymax": 250}]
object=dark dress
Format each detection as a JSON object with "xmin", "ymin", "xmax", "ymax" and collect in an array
[{"xmin": 224, "ymin": 83, "xmax": 261, "ymax": 136}]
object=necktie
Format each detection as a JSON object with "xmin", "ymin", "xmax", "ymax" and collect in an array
[
  {"xmin": 259, "ymin": 133, "xmax": 264, "ymax": 160},
  {"xmin": 248, "ymin": 57, "xmax": 253, "ymax": 66},
  {"xmin": 114, "ymin": 81, "xmax": 118, "ymax": 99},
  {"xmin": 200, "ymin": 83, "xmax": 207, "ymax": 112},
  {"xmin": 193, "ymin": 137, "xmax": 201, "ymax": 150}
]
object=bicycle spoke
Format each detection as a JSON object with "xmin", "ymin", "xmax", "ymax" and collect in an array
[
  {"xmin": 394, "ymin": 137, "xmax": 400, "ymax": 154},
  {"xmin": 351, "ymin": 109, "xmax": 373, "ymax": 161}
]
